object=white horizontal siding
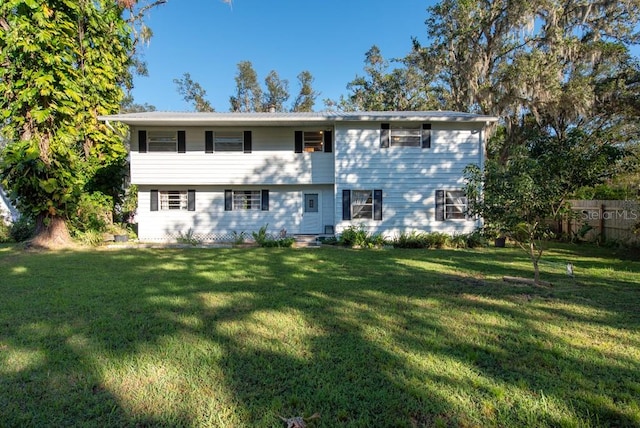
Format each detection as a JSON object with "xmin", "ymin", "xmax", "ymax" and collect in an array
[
  {"xmin": 136, "ymin": 185, "xmax": 334, "ymax": 242},
  {"xmin": 333, "ymin": 122, "xmax": 483, "ymax": 237},
  {"xmin": 131, "ymin": 126, "xmax": 335, "ymax": 185}
]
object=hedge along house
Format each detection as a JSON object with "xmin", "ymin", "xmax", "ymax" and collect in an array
[{"xmin": 100, "ymin": 111, "xmax": 498, "ymax": 242}]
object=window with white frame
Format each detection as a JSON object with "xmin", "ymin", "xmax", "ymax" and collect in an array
[
  {"xmin": 445, "ymin": 190, "xmax": 467, "ymax": 219},
  {"xmin": 215, "ymin": 131, "xmax": 243, "ymax": 152},
  {"xmin": 352, "ymin": 190, "xmax": 373, "ymax": 219},
  {"xmin": 148, "ymin": 131, "xmax": 177, "ymax": 152},
  {"xmin": 160, "ymin": 190, "xmax": 188, "ymax": 210},
  {"xmin": 342, "ymin": 189, "xmax": 382, "ymax": 221},
  {"xmin": 233, "ymin": 190, "xmax": 262, "ymax": 210},
  {"xmin": 390, "ymin": 125, "xmax": 421, "ymax": 147},
  {"xmin": 303, "ymin": 131, "xmax": 324, "ymax": 152}
]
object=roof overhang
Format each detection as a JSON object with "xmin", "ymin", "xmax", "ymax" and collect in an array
[{"xmin": 99, "ymin": 111, "xmax": 499, "ymax": 127}]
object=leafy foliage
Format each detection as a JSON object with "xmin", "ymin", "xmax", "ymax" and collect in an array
[{"xmin": 0, "ymin": 0, "xmax": 133, "ymax": 246}]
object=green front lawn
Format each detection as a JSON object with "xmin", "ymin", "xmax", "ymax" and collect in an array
[{"xmin": 1, "ymin": 243, "xmax": 638, "ymax": 427}]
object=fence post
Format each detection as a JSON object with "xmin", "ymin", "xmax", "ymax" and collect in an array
[{"xmin": 600, "ymin": 204, "xmax": 606, "ymax": 244}]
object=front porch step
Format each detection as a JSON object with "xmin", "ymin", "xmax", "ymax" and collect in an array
[{"xmin": 293, "ymin": 234, "xmax": 321, "ymax": 248}]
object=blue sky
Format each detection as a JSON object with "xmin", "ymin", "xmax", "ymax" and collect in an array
[{"xmin": 130, "ymin": 0, "xmax": 433, "ymax": 112}]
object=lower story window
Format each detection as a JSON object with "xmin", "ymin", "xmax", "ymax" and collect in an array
[
  {"xmin": 436, "ymin": 189, "xmax": 467, "ymax": 220},
  {"xmin": 342, "ymin": 189, "xmax": 383, "ymax": 221},
  {"xmin": 151, "ymin": 189, "xmax": 195, "ymax": 211},
  {"xmin": 233, "ymin": 190, "xmax": 261, "ymax": 210},
  {"xmin": 160, "ymin": 190, "xmax": 188, "ymax": 210},
  {"xmin": 225, "ymin": 189, "xmax": 269, "ymax": 211},
  {"xmin": 352, "ymin": 190, "xmax": 373, "ymax": 219},
  {"xmin": 446, "ymin": 191, "xmax": 467, "ymax": 219}
]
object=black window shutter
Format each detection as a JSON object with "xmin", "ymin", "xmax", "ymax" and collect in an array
[
  {"xmin": 138, "ymin": 130, "xmax": 147, "ymax": 153},
  {"xmin": 374, "ymin": 189, "xmax": 383, "ymax": 221},
  {"xmin": 150, "ymin": 189, "xmax": 158, "ymax": 211},
  {"xmin": 342, "ymin": 189, "xmax": 351, "ymax": 220},
  {"xmin": 261, "ymin": 189, "xmax": 269, "ymax": 211},
  {"xmin": 294, "ymin": 131, "xmax": 303, "ymax": 153},
  {"xmin": 224, "ymin": 190, "xmax": 232, "ymax": 211},
  {"xmin": 177, "ymin": 130, "xmax": 186, "ymax": 153},
  {"xmin": 187, "ymin": 189, "xmax": 196, "ymax": 211},
  {"xmin": 324, "ymin": 130, "xmax": 333, "ymax": 153},
  {"xmin": 435, "ymin": 190, "xmax": 445, "ymax": 221},
  {"xmin": 244, "ymin": 131, "xmax": 252, "ymax": 153},
  {"xmin": 422, "ymin": 123, "xmax": 431, "ymax": 149},
  {"xmin": 205, "ymin": 131, "xmax": 214, "ymax": 153},
  {"xmin": 380, "ymin": 123, "xmax": 390, "ymax": 148}
]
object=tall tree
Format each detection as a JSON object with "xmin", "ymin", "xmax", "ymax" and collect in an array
[
  {"xmin": 291, "ymin": 70, "xmax": 319, "ymax": 112},
  {"xmin": 262, "ymin": 70, "xmax": 289, "ymax": 112},
  {"xmin": 412, "ymin": 0, "xmax": 640, "ymax": 159},
  {"xmin": 339, "ymin": 46, "xmax": 436, "ymax": 112},
  {"xmin": 174, "ymin": 72, "xmax": 214, "ymax": 112},
  {"xmin": 0, "ymin": 0, "xmax": 149, "ymax": 247},
  {"xmin": 229, "ymin": 60, "xmax": 263, "ymax": 112}
]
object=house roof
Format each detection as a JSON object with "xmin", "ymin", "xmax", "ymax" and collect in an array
[{"xmin": 99, "ymin": 111, "xmax": 499, "ymax": 127}]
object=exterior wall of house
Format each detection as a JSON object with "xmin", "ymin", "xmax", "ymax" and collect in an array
[
  {"xmin": 123, "ymin": 115, "xmax": 488, "ymax": 242},
  {"xmin": 130, "ymin": 126, "xmax": 334, "ymax": 185},
  {"xmin": 334, "ymin": 121, "xmax": 484, "ymax": 238},
  {"xmin": 136, "ymin": 184, "xmax": 334, "ymax": 242}
]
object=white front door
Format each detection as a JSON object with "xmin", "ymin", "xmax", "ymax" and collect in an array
[{"xmin": 301, "ymin": 191, "xmax": 322, "ymax": 234}]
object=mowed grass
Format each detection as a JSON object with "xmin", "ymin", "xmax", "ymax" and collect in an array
[{"xmin": 0, "ymin": 243, "xmax": 639, "ymax": 427}]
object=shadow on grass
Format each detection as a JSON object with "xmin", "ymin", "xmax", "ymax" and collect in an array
[{"xmin": 0, "ymin": 244, "xmax": 638, "ymax": 426}]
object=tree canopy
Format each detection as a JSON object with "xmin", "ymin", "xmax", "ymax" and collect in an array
[{"xmin": 0, "ymin": 0, "xmax": 146, "ymax": 247}]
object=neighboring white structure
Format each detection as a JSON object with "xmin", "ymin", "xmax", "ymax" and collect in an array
[
  {"xmin": 0, "ymin": 185, "xmax": 19, "ymax": 224},
  {"xmin": 100, "ymin": 111, "xmax": 497, "ymax": 242}
]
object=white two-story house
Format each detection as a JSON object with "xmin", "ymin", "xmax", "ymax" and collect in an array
[{"xmin": 100, "ymin": 111, "xmax": 497, "ymax": 242}]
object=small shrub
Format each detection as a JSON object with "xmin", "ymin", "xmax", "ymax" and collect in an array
[
  {"xmin": 10, "ymin": 216, "xmax": 35, "ymax": 242},
  {"xmin": 450, "ymin": 233, "xmax": 468, "ymax": 249},
  {"xmin": 177, "ymin": 229, "xmax": 200, "ymax": 246},
  {"xmin": 260, "ymin": 237, "xmax": 295, "ymax": 248},
  {"xmin": 252, "ymin": 224, "xmax": 269, "ymax": 245},
  {"xmin": 393, "ymin": 231, "xmax": 428, "ymax": 248},
  {"xmin": 75, "ymin": 229, "xmax": 105, "ymax": 246},
  {"xmin": 231, "ymin": 230, "xmax": 247, "ymax": 245},
  {"xmin": 0, "ymin": 216, "xmax": 11, "ymax": 243},
  {"xmin": 425, "ymin": 232, "xmax": 450, "ymax": 249},
  {"xmin": 318, "ymin": 236, "xmax": 338, "ymax": 245},
  {"xmin": 465, "ymin": 230, "xmax": 488, "ymax": 248},
  {"xmin": 339, "ymin": 225, "xmax": 385, "ymax": 248}
]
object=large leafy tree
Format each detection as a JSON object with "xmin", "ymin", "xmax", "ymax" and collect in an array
[
  {"xmin": 411, "ymin": 0, "xmax": 640, "ymax": 160},
  {"xmin": 465, "ymin": 129, "xmax": 626, "ymax": 283},
  {"xmin": 0, "ymin": 0, "xmax": 142, "ymax": 247},
  {"xmin": 339, "ymin": 46, "xmax": 436, "ymax": 112}
]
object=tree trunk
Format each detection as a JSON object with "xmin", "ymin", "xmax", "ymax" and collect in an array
[
  {"xmin": 530, "ymin": 240, "xmax": 541, "ymax": 285},
  {"xmin": 30, "ymin": 214, "xmax": 75, "ymax": 249}
]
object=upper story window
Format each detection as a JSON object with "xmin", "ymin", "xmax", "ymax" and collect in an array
[
  {"xmin": 138, "ymin": 130, "xmax": 186, "ymax": 153},
  {"xmin": 391, "ymin": 126, "xmax": 421, "ymax": 147},
  {"xmin": 380, "ymin": 123, "xmax": 431, "ymax": 149},
  {"xmin": 205, "ymin": 130, "xmax": 252, "ymax": 153},
  {"xmin": 215, "ymin": 131, "xmax": 243, "ymax": 152},
  {"xmin": 295, "ymin": 130, "xmax": 333, "ymax": 153},
  {"xmin": 148, "ymin": 131, "xmax": 177, "ymax": 152},
  {"xmin": 303, "ymin": 131, "xmax": 324, "ymax": 152}
]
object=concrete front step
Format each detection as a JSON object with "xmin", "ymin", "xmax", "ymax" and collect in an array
[{"xmin": 293, "ymin": 234, "xmax": 321, "ymax": 248}]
